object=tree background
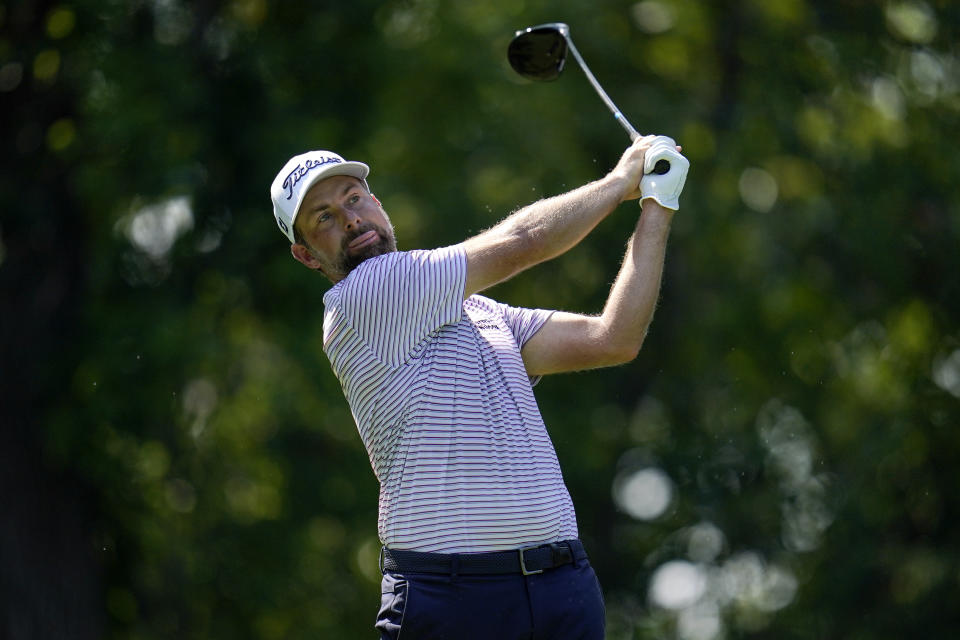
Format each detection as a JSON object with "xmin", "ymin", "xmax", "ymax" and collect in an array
[{"xmin": 2, "ymin": 0, "xmax": 958, "ymax": 638}]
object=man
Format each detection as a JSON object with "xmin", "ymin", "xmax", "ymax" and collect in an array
[{"xmin": 269, "ymin": 135, "xmax": 689, "ymax": 639}]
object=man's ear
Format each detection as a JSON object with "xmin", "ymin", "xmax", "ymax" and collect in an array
[
  {"xmin": 370, "ymin": 193, "xmax": 382, "ymax": 207},
  {"xmin": 290, "ymin": 243, "xmax": 325, "ymax": 273}
]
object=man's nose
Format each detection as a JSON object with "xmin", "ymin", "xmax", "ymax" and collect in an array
[{"xmin": 343, "ymin": 213, "xmax": 362, "ymax": 230}]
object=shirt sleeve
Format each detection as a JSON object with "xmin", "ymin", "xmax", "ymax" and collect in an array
[
  {"xmin": 329, "ymin": 244, "xmax": 466, "ymax": 367},
  {"xmin": 496, "ymin": 301, "xmax": 555, "ymax": 386},
  {"xmin": 497, "ymin": 302, "xmax": 555, "ymax": 350}
]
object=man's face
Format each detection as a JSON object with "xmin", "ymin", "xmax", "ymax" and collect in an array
[{"xmin": 291, "ymin": 175, "xmax": 397, "ymax": 281}]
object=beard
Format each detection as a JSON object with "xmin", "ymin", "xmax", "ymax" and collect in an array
[{"xmin": 333, "ymin": 222, "xmax": 398, "ymax": 275}]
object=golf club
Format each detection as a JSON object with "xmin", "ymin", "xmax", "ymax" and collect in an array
[{"xmin": 508, "ymin": 22, "xmax": 671, "ymax": 175}]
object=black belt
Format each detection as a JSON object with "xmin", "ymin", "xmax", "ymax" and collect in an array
[{"xmin": 380, "ymin": 539, "xmax": 585, "ymax": 576}]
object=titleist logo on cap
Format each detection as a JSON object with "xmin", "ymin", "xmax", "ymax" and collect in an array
[{"xmin": 283, "ymin": 156, "xmax": 342, "ymax": 200}]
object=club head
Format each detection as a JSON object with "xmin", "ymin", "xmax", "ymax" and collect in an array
[{"xmin": 507, "ymin": 22, "xmax": 571, "ymax": 82}]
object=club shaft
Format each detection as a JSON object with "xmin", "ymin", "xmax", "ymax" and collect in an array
[{"xmin": 565, "ymin": 37, "xmax": 640, "ymax": 141}]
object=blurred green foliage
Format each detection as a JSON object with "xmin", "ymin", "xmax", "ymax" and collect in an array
[{"xmin": 2, "ymin": 0, "xmax": 959, "ymax": 638}]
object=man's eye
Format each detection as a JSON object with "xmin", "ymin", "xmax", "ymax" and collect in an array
[
  {"xmin": 318, "ymin": 212, "xmax": 331, "ymax": 223},
  {"xmin": 349, "ymin": 195, "xmax": 360, "ymax": 204}
]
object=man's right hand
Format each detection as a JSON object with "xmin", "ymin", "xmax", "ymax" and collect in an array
[{"xmin": 610, "ymin": 135, "xmax": 659, "ymax": 202}]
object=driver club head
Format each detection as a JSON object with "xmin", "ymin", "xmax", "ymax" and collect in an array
[{"xmin": 507, "ymin": 22, "xmax": 570, "ymax": 82}]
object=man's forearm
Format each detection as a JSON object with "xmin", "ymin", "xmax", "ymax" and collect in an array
[
  {"xmin": 462, "ymin": 173, "xmax": 630, "ymax": 296},
  {"xmin": 496, "ymin": 174, "xmax": 627, "ymax": 265},
  {"xmin": 599, "ymin": 201, "xmax": 674, "ymax": 358}
]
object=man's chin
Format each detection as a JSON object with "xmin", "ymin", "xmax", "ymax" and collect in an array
[{"xmin": 341, "ymin": 239, "xmax": 396, "ymax": 273}]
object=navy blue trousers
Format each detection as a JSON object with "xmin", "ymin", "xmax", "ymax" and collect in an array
[{"xmin": 375, "ymin": 551, "xmax": 605, "ymax": 639}]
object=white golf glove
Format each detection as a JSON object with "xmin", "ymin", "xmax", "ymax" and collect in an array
[{"xmin": 640, "ymin": 136, "xmax": 690, "ymax": 211}]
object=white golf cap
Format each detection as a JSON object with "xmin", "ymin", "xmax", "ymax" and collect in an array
[{"xmin": 270, "ymin": 150, "xmax": 370, "ymax": 243}]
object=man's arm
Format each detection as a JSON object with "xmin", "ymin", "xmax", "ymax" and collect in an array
[
  {"xmin": 520, "ymin": 201, "xmax": 674, "ymax": 376},
  {"xmin": 461, "ymin": 136, "xmax": 655, "ymax": 298}
]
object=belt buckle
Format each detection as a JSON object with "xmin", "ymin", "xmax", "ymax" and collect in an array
[{"xmin": 519, "ymin": 545, "xmax": 543, "ymax": 576}]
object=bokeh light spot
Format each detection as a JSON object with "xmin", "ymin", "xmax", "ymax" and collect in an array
[
  {"xmin": 0, "ymin": 62, "xmax": 23, "ymax": 92},
  {"xmin": 116, "ymin": 196, "xmax": 194, "ymax": 259},
  {"xmin": 46, "ymin": 118, "xmax": 76, "ymax": 151},
  {"xmin": 719, "ymin": 553, "xmax": 798, "ymax": 612},
  {"xmin": 632, "ymin": 1, "xmax": 676, "ymax": 34},
  {"xmin": 650, "ymin": 560, "xmax": 707, "ymax": 610},
  {"xmin": 46, "ymin": 7, "xmax": 76, "ymax": 39},
  {"xmin": 687, "ymin": 522, "xmax": 726, "ymax": 563},
  {"xmin": 795, "ymin": 105, "xmax": 836, "ymax": 151},
  {"xmin": 678, "ymin": 602, "xmax": 721, "ymax": 640},
  {"xmin": 33, "ymin": 49, "xmax": 61, "ymax": 82},
  {"xmin": 933, "ymin": 349, "xmax": 960, "ymax": 398},
  {"xmin": 909, "ymin": 50, "xmax": 946, "ymax": 100},
  {"xmin": 871, "ymin": 76, "xmax": 905, "ymax": 120},
  {"xmin": 137, "ymin": 441, "xmax": 170, "ymax": 481},
  {"xmin": 738, "ymin": 167, "xmax": 779, "ymax": 212},
  {"xmin": 885, "ymin": 1, "xmax": 937, "ymax": 44},
  {"xmin": 613, "ymin": 467, "xmax": 673, "ymax": 520}
]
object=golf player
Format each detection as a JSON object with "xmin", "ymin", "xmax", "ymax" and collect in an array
[{"xmin": 270, "ymin": 134, "xmax": 689, "ymax": 639}]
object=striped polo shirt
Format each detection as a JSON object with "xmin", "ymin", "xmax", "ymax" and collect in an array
[{"xmin": 322, "ymin": 244, "xmax": 579, "ymax": 553}]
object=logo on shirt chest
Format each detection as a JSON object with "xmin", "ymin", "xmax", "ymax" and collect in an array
[{"xmin": 474, "ymin": 319, "xmax": 504, "ymax": 332}]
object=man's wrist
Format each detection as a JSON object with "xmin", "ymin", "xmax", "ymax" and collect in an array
[
  {"xmin": 602, "ymin": 169, "xmax": 640, "ymax": 202},
  {"xmin": 640, "ymin": 198, "xmax": 675, "ymax": 218},
  {"xmin": 637, "ymin": 200, "xmax": 675, "ymax": 237}
]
